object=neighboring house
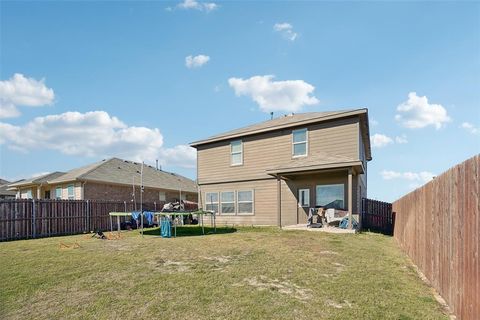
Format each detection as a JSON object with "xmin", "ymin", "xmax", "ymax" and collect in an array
[
  {"xmin": 190, "ymin": 108, "xmax": 372, "ymax": 226},
  {"xmin": 8, "ymin": 158, "xmax": 198, "ymax": 203},
  {"xmin": 0, "ymin": 179, "xmax": 17, "ymax": 199},
  {"xmin": 8, "ymin": 173, "xmax": 66, "ymax": 199}
]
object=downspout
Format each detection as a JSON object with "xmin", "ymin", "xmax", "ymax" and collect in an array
[{"xmin": 277, "ymin": 175, "xmax": 282, "ymax": 228}]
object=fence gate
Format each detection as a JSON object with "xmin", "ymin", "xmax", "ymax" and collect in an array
[{"xmin": 361, "ymin": 198, "xmax": 395, "ymax": 235}]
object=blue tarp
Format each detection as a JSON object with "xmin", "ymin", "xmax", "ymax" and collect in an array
[
  {"xmin": 339, "ymin": 216, "xmax": 358, "ymax": 229},
  {"xmin": 131, "ymin": 211, "xmax": 141, "ymax": 220},
  {"xmin": 143, "ymin": 211, "xmax": 154, "ymax": 225},
  {"xmin": 161, "ymin": 219, "xmax": 171, "ymax": 238}
]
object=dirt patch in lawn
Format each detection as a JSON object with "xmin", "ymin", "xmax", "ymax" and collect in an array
[{"xmin": 240, "ymin": 276, "xmax": 313, "ymax": 301}]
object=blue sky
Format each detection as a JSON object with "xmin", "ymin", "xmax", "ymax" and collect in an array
[{"xmin": 0, "ymin": 0, "xmax": 479, "ymax": 202}]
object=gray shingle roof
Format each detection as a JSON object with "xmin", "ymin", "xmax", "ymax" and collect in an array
[
  {"xmin": 266, "ymin": 152, "xmax": 364, "ymax": 175},
  {"xmin": 8, "ymin": 172, "xmax": 66, "ymax": 187},
  {"xmin": 191, "ymin": 109, "xmax": 361, "ymax": 146},
  {"xmin": 48, "ymin": 158, "xmax": 197, "ymax": 193}
]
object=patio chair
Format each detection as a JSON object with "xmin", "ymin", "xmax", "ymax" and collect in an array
[{"xmin": 325, "ymin": 209, "xmax": 345, "ymax": 226}]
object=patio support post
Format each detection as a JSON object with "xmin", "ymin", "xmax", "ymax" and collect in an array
[
  {"xmin": 277, "ymin": 176, "xmax": 282, "ymax": 228},
  {"xmin": 348, "ymin": 168, "xmax": 353, "ymax": 229}
]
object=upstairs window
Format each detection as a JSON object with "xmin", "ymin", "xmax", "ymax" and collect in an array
[
  {"xmin": 292, "ymin": 128, "xmax": 307, "ymax": 157},
  {"xmin": 231, "ymin": 140, "xmax": 243, "ymax": 165}
]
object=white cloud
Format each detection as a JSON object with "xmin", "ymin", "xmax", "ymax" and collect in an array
[
  {"xmin": 395, "ymin": 92, "xmax": 451, "ymax": 129},
  {"xmin": 273, "ymin": 22, "xmax": 298, "ymax": 41},
  {"xmin": 0, "ymin": 73, "xmax": 55, "ymax": 119},
  {"xmin": 185, "ymin": 54, "xmax": 210, "ymax": 68},
  {"xmin": 371, "ymin": 133, "xmax": 394, "ymax": 148},
  {"xmin": 460, "ymin": 122, "xmax": 480, "ymax": 135},
  {"xmin": 177, "ymin": 0, "xmax": 217, "ymax": 12},
  {"xmin": 380, "ymin": 170, "xmax": 435, "ymax": 183},
  {"xmin": 228, "ymin": 75, "xmax": 319, "ymax": 113},
  {"xmin": 0, "ymin": 111, "xmax": 196, "ymax": 168},
  {"xmin": 395, "ymin": 134, "xmax": 408, "ymax": 144}
]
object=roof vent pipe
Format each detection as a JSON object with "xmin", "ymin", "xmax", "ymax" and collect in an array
[{"xmin": 156, "ymin": 159, "xmax": 159, "ymax": 170}]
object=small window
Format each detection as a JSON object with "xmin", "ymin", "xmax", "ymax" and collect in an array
[
  {"xmin": 231, "ymin": 140, "xmax": 243, "ymax": 165},
  {"xmin": 55, "ymin": 187, "xmax": 62, "ymax": 200},
  {"xmin": 205, "ymin": 192, "xmax": 219, "ymax": 213},
  {"xmin": 26, "ymin": 189, "xmax": 32, "ymax": 199},
  {"xmin": 298, "ymin": 188, "xmax": 310, "ymax": 207},
  {"xmin": 292, "ymin": 128, "xmax": 307, "ymax": 157},
  {"xmin": 67, "ymin": 185, "xmax": 75, "ymax": 200},
  {"xmin": 220, "ymin": 191, "xmax": 235, "ymax": 214},
  {"xmin": 316, "ymin": 184, "xmax": 345, "ymax": 209},
  {"xmin": 159, "ymin": 191, "xmax": 166, "ymax": 202},
  {"xmin": 237, "ymin": 190, "xmax": 254, "ymax": 214}
]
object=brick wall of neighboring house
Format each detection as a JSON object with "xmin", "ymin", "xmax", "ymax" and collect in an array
[{"xmin": 83, "ymin": 181, "xmax": 197, "ymax": 203}]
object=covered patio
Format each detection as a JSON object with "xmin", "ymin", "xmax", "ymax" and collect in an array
[{"xmin": 266, "ymin": 153, "xmax": 366, "ymax": 230}]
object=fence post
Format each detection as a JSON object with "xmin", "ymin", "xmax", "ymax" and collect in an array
[
  {"xmin": 154, "ymin": 202, "xmax": 156, "ymax": 211},
  {"xmin": 32, "ymin": 199, "xmax": 36, "ymax": 239},
  {"xmin": 86, "ymin": 200, "xmax": 90, "ymax": 232},
  {"xmin": 124, "ymin": 201, "xmax": 126, "ymax": 212}
]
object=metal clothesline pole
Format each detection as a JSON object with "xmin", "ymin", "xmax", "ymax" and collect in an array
[{"xmin": 140, "ymin": 161, "xmax": 144, "ymax": 237}]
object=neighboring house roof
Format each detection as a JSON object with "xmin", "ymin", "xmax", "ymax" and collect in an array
[
  {"xmin": 0, "ymin": 181, "xmax": 17, "ymax": 197},
  {"xmin": 48, "ymin": 158, "xmax": 197, "ymax": 193},
  {"xmin": 190, "ymin": 108, "xmax": 372, "ymax": 161},
  {"xmin": 8, "ymin": 172, "xmax": 66, "ymax": 188},
  {"xmin": 266, "ymin": 152, "xmax": 364, "ymax": 176}
]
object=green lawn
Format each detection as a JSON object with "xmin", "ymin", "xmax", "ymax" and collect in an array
[{"xmin": 0, "ymin": 227, "xmax": 448, "ymax": 319}]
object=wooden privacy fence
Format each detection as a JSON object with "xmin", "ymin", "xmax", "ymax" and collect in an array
[
  {"xmin": 393, "ymin": 155, "xmax": 479, "ymax": 320},
  {"xmin": 0, "ymin": 199, "xmax": 165, "ymax": 241},
  {"xmin": 361, "ymin": 198, "xmax": 395, "ymax": 235}
]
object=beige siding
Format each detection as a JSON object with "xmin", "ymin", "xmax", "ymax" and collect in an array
[
  {"xmin": 197, "ymin": 117, "xmax": 360, "ymax": 184},
  {"xmin": 199, "ymin": 179, "xmax": 278, "ymax": 226},
  {"xmin": 199, "ymin": 170, "xmax": 361, "ymax": 227}
]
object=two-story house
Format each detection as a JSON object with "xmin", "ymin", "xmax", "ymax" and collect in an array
[{"xmin": 190, "ymin": 108, "xmax": 372, "ymax": 227}]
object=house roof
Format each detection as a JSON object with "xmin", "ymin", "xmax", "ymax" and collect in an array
[
  {"xmin": 266, "ymin": 152, "xmax": 364, "ymax": 176},
  {"xmin": 48, "ymin": 158, "xmax": 198, "ymax": 193},
  {"xmin": 0, "ymin": 183, "xmax": 16, "ymax": 196},
  {"xmin": 190, "ymin": 108, "xmax": 372, "ymax": 161},
  {"xmin": 0, "ymin": 179, "xmax": 10, "ymax": 185},
  {"xmin": 8, "ymin": 172, "xmax": 66, "ymax": 188}
]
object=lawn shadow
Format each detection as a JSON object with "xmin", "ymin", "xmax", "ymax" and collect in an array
[{"xmin": 143, "ymin": 226, "xmax": 237, "ymax": 237}]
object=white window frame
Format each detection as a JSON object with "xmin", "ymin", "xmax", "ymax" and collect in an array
[
  {"xmin": 292, "ymin": 128, "xmax": 308, "ymax": 158},
  {"xmin": 237, "ymin": 190, "xmax": 254, "ymax": 215},
  {"xmin": 220, "ymin": 191, "xmax": 236, "ymax": 215},
  {"xmin": 55, "ymin": 187, "xmax": 62, "ymax": 200},
  {"xmin": 67, "ymin": 184, "xmax": 75, "ymax": 200},
  {"xmin": 230, "ymin": 140, "xmax": 243, "ymax": 166},
  {"xmin": 159, "ymin": 191, "xmax": 166, "ymax": 202},
  {"xmin": 205, "ymin": 192, "xmax": 219, "ymax": 214},
  {"xmin": 298, "ymin": 188, "xmax": 310, "ymax": 207}
]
